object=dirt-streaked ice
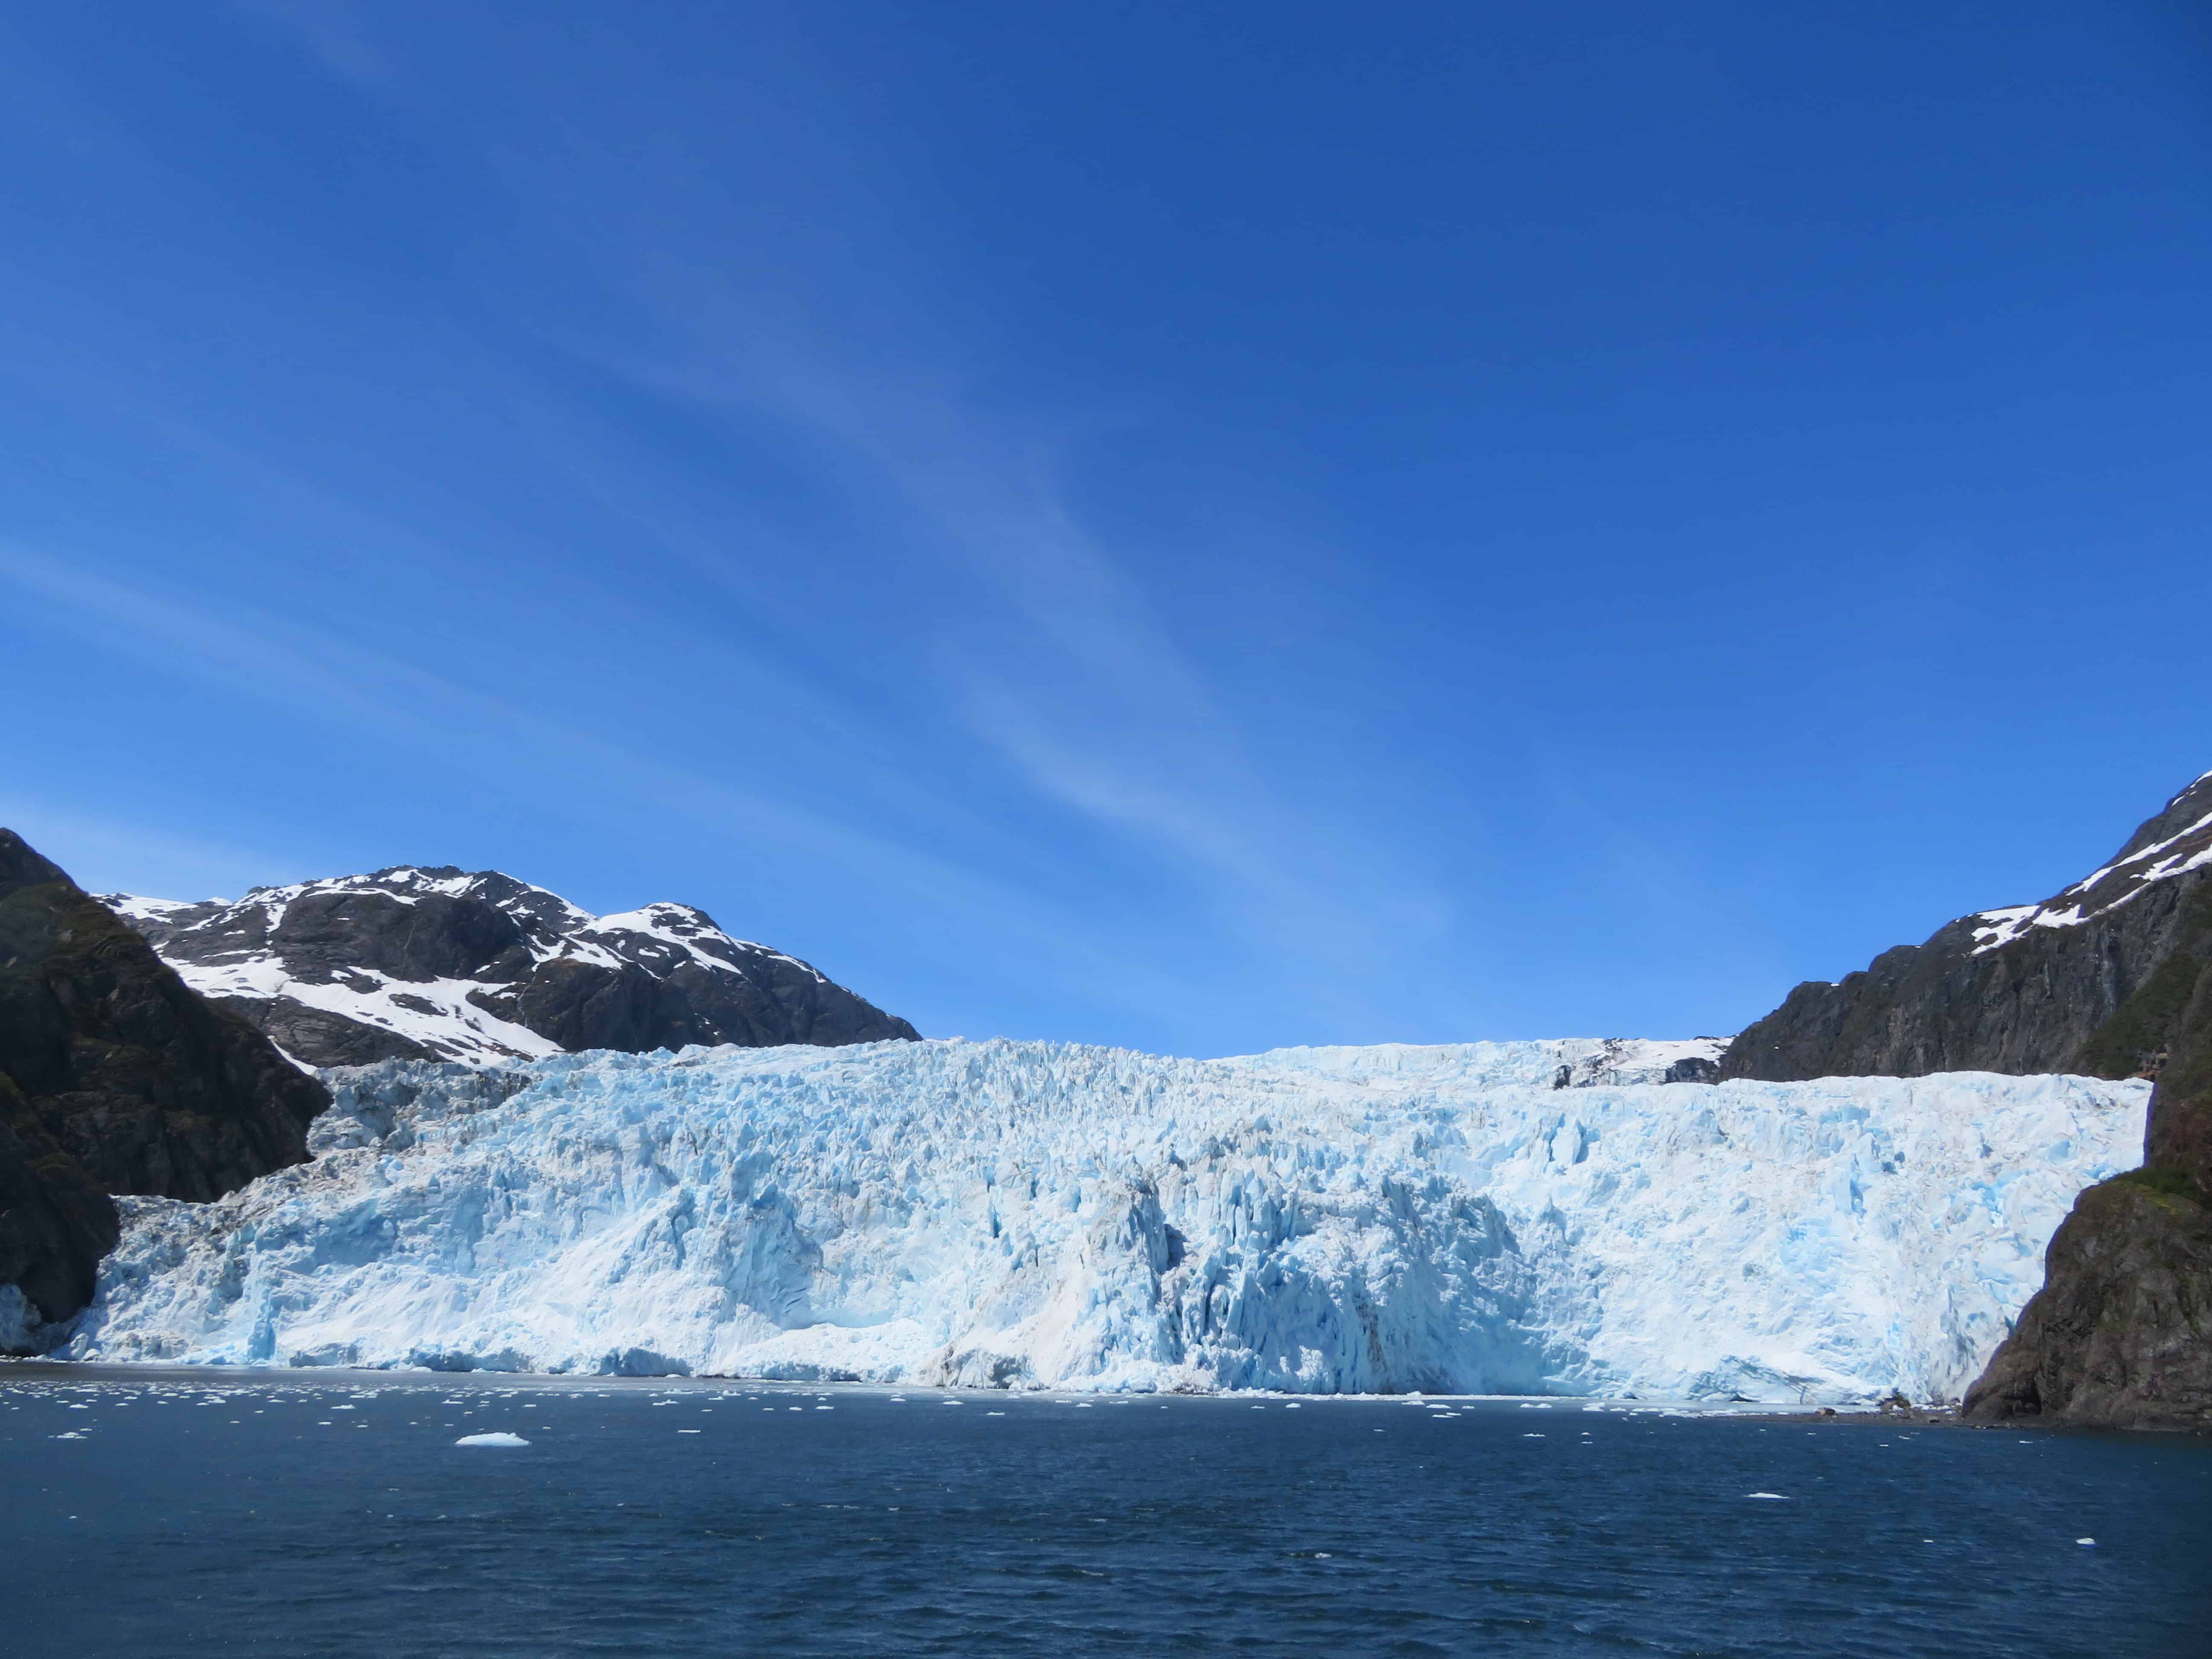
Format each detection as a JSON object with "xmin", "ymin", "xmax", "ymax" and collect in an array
[{"xmin": 64, "ymin": 1039, "xmax": 2144, "ymax": 1403}]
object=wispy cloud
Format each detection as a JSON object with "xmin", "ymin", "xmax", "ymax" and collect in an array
[
  {"xmin": 474, "ymin": 159, "xmax": 1459, "ymax": 980},
  {"xmin": 0, "ymin": 548, "xmax": 973, "ymax": 914},
  {"xmin": 0, "ymin": 543, "xmax": 1241, "ymax": 1028},
  {"xmin": 0, "ymin": 12, "xmax": 1474, "ymax": 1045},
  {"xmin": 224, "ymin": 6, "xmax": 1463, "ymax": 1002},
  {"xmin": 228, "ymin": 0, "xmax": 392, "ymax": 87},
  {"xmin": 0, "ymin": 793, "xmax": 279, "ymax": 902}
]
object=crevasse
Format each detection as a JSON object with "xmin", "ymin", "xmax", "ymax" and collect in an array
[{"xmin": 63, "ymin": 1038, "xmax": 2145, "ymax": 1403}]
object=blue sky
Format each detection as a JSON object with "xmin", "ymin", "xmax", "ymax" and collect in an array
[{"xmin": 3, "ymin": 0, "xmax": 2208, "ymax": 1055}]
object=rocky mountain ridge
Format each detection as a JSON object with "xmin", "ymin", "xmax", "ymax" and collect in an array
[
  {"xmin": 1962, "ymin": 926, "xmax": 2212, "ymax": 1431},
  {"xmin": 0, "ymin": 830, "xmax": 326, "ymax": 1348},
  {"xmin": 1725, "ymin": 774, "xmax": 2212, "ymax": 1084},
  {"xmin": 99, "ymin": 866, "xmax": 920, "ymax": 1068},
  {"xmin": 1702, "ymin": 768, "xmax": 2212, "ymax": 1431},
  {"xmin": 1721, "ymin": 771, "xmax": 2212, "ymax": 1084}
]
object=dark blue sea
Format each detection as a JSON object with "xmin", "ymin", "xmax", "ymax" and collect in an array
[{"xmin": 5, "ymin": 1365, "xmax": 2208, "ymax": 1657}]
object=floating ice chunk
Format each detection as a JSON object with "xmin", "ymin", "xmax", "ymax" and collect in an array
[
  {"xmin": 2076, "ymin": 1538, "xmax": 2096, "ymax": 1547},
  {"xmin": 454, "ymin": 1432, "xmax": 530, "ymax": 1447},
  {"xmin": 51, "ymin": 1431, "xmax": 85, "ymax": 1441},
  {"xmin": 1746, "ymin": 1492, "xmax": 1790, "ymax": 1501}
]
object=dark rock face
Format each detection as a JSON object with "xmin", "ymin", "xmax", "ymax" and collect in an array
[
  {"xmin": 1962, "ymin": 927, "xmax": 2212, "ymax": 1430},
  {"xmin": 1960, "ymin": 1171, "xmax": 2212, "ymax": 1430},
  {"xmin": 0, "ymin": 830, "xmax": 329, "ymax": 1337},
  {"xmin": 101, "ymin": 866, "xmax": 920, "ymax": 1068},
  {"xmin": 1708, "ymin": 769, "xmax": 2212, "ymax": 1428},
  {"xmin": 1722, "ymin": 772, "xmax": 2212, "ymax": 1083},
  {"xmin": 0, "ymin": 1069, "xmax": 118, "ymax": 1332}
]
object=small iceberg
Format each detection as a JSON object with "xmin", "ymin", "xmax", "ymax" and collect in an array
[
  {"xmin": 1746, "ymin": 1492, "xmax": 1791, "ymax": 1501},
  {"xmin": 454, "ymin": 1432, "xmax": 531, "ymax": 1447}
]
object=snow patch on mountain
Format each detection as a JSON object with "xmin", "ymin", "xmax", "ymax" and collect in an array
[
  {"xmin": 1969, "ymin": 782, "xmax": 2212, "ymax": 955},
  {"xmin": 93, "ymin": 866, "xmax": 903, "ymax": 1065},
  {"xmin": 64, "ymin": 1039, "xmax": 2142, "ymax": 1402}
]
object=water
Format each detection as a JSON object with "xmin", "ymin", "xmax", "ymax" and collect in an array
[{"xmin": 5, "ymin": 1367, "xmax": 2208, "ymax": 1657}]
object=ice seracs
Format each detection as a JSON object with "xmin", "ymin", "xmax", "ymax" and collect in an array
[{"xmin": 64, "ymin": 1037, "xmax": 2143, "ymax": 1403}]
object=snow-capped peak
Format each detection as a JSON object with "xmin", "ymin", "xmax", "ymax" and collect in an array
[{"xmin": 96, "ymin": 865, "xmax": 917, "ymax": 1067}]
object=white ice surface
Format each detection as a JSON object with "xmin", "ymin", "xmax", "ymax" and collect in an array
[{"xmin": 64, "ymin": 1039, "xmax": 2145, "ymax": 1404}]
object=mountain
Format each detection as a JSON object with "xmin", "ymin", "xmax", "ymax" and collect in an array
[
  {"xmin": 63, "ymin": 1040, "xmax": 2136, "ymax": 1397},
  {"xmin": 0, "ymin": 830, "xmax": 327, "ymax": 1348},
  {"xmin": 1720, "ymin": 771, "xmax": 2212, "ymax": 1083},
  {"xmin": 98, "ymin": 866, "xmax": 921, "ymax": 1069},
  {"xmin": 1962, "ymin": 917, "xmax": 2212, "ymax": 1430},
  {"xmin": 1700, "ymin": 767, "xmax": 2212, "ymax": 1431}
]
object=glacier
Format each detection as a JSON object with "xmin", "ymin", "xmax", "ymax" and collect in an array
[{"xmin": 61, "ymin": 1038, "xmax": 2146, "ymax": 1404}]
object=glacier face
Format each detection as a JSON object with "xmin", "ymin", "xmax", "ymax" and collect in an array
[{"xmin": 64, "ymin": 1039, "xmax": 2145, "ymax": 1403}]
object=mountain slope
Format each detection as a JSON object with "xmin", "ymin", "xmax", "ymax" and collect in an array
[
  {"xmin": 100, "ymin": 867, "xmax": 920, "ymax": 1068},
  {"xmin": 1695, "ymin": 765, "xmax": 2212, "ymax": 1431},
  {"xmin": 1962, "ymin": 953, "xmax": 2212, "ymax": 1430},
  {"xmin": 1721, "ymin": 771, "xmax": 2212, "ymax": 1083},
  {"xmin": 0, "ymin": 830, "xmax": 328, "ymax": 1346}
]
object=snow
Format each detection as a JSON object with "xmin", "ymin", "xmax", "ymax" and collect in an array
[
  {"xmin": 61, "ymin": 1039, "xmax": 2145, "ymax": 1405},
  {"xmin": 97, "ymin": 869, "xmax": 833, "ymax": 1065},
  {"xmin": 174, "ymin": 957, "xmax": 567, "ymax": 1064},
  {"xmin": 96, "ymin": 893, "xmax": 227, "ymax": 926},
  {"xmin": 581, "ymin": 904, "xmax": 830, "ymax": 984},
  {"xmin": 1970, "ymin": 798, "xmax": 2212, "ymax": 955}
]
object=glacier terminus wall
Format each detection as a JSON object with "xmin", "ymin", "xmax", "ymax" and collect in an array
[{"xmin": 64, "ymin": 1039, "xmax": 2146, "ymax": 1404}]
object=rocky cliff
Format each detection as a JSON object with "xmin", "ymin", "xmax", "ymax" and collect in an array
[
  {"xmin": 1721, "ymin": 772, "xmax": 2212, "ymax": 1083},
  {"xmin": 101, "ymin": 867, "xmax": 920, "ymax": 1068},
  {"xmin": 1713, "ymin": 767, "xmax": 2212, "ymax": 1430},
  {"xmin": 0, "ymin": 831, "xmax": 328, "ymax": 1345},
  {"xmin": 1961, "ymin": 940, "xmax": 2212, "ymax": 1430}
]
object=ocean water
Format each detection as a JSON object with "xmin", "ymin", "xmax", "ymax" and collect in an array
[{"xmin": 5, "ymin": 1367, "xmax": 2208, "ymax": 1657}]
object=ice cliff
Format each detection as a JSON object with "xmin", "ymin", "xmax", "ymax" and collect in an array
[{"xmin": 63, "ymin": 1039, "xmax": 2146, "ymax": 1403}]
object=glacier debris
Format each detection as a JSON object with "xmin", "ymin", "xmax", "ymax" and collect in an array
[{"xmin": 62, "ymin": 1038, "xmax": 2146, "ymax": 1403}]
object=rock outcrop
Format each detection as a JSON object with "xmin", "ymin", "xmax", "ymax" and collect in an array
[
  {"xmin": 0, "ymin": 830, "xmax": 328, "ymax": 1343},
  {"xmin": 1962, "ymin": 950, "xmax": 2212, "ymax": 1429},
  {"xmin": 1722, "ymin": 772, "xmax": 2212, "ymax": 1083},
  {"xmin": 101, "ymin": 867, "xmax": 920, "ymax": 1068},
  {"xmin": 1707, "ymin": 768, "xmax": 2212, "ymax": 1429}
]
